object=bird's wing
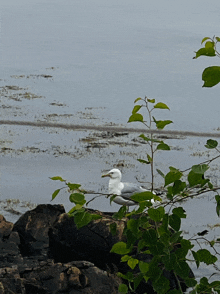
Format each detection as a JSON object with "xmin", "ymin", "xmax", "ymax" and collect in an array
[{"xmin": 120, "ymin": 182, "xmax": 146, "ymax": 199}]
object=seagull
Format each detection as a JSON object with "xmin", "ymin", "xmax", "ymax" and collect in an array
[{"xmin": 102, "ymin": 168, "xmax": 154, "ymax": 206}]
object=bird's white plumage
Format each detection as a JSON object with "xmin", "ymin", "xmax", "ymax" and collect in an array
[{"xmin": 102, "ymin": 168, "xmax": 153, "ymax": 206}]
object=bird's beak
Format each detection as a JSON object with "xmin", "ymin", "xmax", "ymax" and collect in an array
[{"xmin": 101, "ymin": 173, "xmax": 110, "ymax": 178}]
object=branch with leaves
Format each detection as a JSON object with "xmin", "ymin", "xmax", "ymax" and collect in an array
[{"xmin": 194, "ymin": 36, "xmax": 220, "ymax": 87}]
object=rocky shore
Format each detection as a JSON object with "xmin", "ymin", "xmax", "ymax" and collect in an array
[{"xmin": 0, "ymin": 204, "xmax": 189, "ymax": 293}]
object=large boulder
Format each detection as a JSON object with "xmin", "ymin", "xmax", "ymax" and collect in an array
[
  {"xmin": 12, "ymin": 204, "xmax": 65, "ymax": 259},
  {"xmin": 0, "ymin": 204, "xmax": 192, "ymax": 293},
  {"xmin": 0, "ymin": 205, "xmax": 123, "ymax": 294},
  {"xmin": 48, "ymin": 210, "xmax": 126, "ymax": 270}
]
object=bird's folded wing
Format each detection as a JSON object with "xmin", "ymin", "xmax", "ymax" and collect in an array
[{"xmin": 120, "ymin": 182, "xmax": 146, "ymax": 200}]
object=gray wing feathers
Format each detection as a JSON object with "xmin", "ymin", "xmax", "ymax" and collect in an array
[{"xmin": 120, "ymin": 182, "xmax": 146, "ymax": 199}]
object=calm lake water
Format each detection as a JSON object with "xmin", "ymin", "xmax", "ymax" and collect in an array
[{"xmin": 1, "ymin": 0, "xmax": 220, "ymax": 285}]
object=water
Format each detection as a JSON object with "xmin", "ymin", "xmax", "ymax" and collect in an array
[
  {"xmin": 1, "ymin": 0, "xmax": 220, "ymax": 286},
  {"xmin": 1, "ymin": 0, "xmax": 220, "ymax": 131}
]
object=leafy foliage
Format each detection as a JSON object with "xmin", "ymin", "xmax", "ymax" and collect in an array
[{"xmin": 194, "ymin": 36, "xmax": 220, "ymax": 87}]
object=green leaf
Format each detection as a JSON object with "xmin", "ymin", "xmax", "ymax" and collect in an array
[
  {"xmin": 133, "ymin": 273, "xmax": 144, "ymax": 290},
  {"xmin": 184, "ymin": 274, "xmax": 197, "ymax": 286},
  {"xmin": 91, "ymin": 214, "xmax": 102, "ymax": 221},
  {"xmin": 110, "ymin": 223, "xmax": 117, "ymax": 236},
  {"xmin": 127, "ymin": 218, "xmax": 139, "ymax": 234},
  {"xmin": 67, "ymin": 183, "xmax": 81, "ymax": 190},
  {"xmin": 192, "ymin": 250, "xmax": 200, "ymax": 268},
  {"xmin": 139, "ymin": 261, "xmax": 149, "ymax": 274},
  {"xmin": 139, "ymin": 134, "xmax": 162, "ymax": 143},
  {"xmin": 118, "ymin": 284, "xmax": 128, "ymax": 294},
  {"xmin": 127, "ymin": 257, "xmax": 139, "ymax": 269},
  {"xmin": 205, "ymin": 41, "xmax": 215, "ymax": 49},
  {"xmin": 194, "ymin": 47, "xmax": 216, "ymax": 59},
  {"xmin": 152, "ymin": 275, "xmax": 170, "ymax": 294},
  {"xmin": 173, "ymin": 260, "xmax": 190, "ymax": 279},
  {"xmin": 172, "ymin": 180, "xmax": 187, "ymax": 196},
  {"xmin": 68, "ymin": 204, "xmax": 83, "ymax": 215},
  {"xmin": 202, "ymin": 66, "xmax": 220, "ymax": 87},
  {"xmin": 134, "ymin": 97, "xmax": 142, "ymax": 103},
  {"xmin": 167, "ymin": 290, "xmax": 182, "ymax": 294},
  {"xmin": 50, "ymin": 176, "xmax": 65, "ymax": 182},
  {"xmin": 132, "ymin": 105, "xmax": 142, "ymax": 114},
  {"xmin": 109, "ymin": 194, "xmax": 117, "ymax": 205},
  {"xmin": 188, "ymin": 170, "xmax": 208, "ymax": 187},
  {"xmin": 150, "ymin": 240, "xmax": 165, "ymax": 255},
  {"xmin": 74, "ymin": 210, "xmax": 93, "ymax": 229},
  {"xmin": 117, "ymin": 271, "xmax": 134, "ymax": 282},
  {"xmin": 121, "ymin": 255, "xmax": 131, "ymax": 262},
  {"xmin": 131, "ymin": 191, "xmax": 155, "ymax": 202},
  {"xmin": 201, "ymin": 37, "xmax": 211, "ymax": 44},
  {"xmin": 192, "ymin": 164, "xmax": 209, "ymax": 174},
  {"xmin": 162, "ymin": 252, "xmax": 177, "ymax": 271},
  {"xmin": 196, "ymin": 249, "xmax": 217, "ymax": 265},
  {"xmin": 125, "ymin": 230, "xmax": 137, "ymax": 248},
  {"xmin": 210, "ymin": 280, "xmax": 220, "ymax": 289},
  {"xmin": 170, "ymin": 231, "xmax": 182, "ymax": 243},
  {"xmin": 112, "ymin": 206, "xmax": 127, "ymax": 220},
  {"xmin": 147, "ymin": 154, "xmax": 152, "ymax": 162},
  {"xmin": 110, "ymin": 242, "xmax": 131, "ymax": 255},
  {"xmin": 215, "ymin": 195, "xmax": 220, "ymax": 216},
  {"xmin": 169, "ymin": 214, "xmax": 181, "ymax": 231},
  {"xmin": 148, "ymin": 207, "xmax": 165, "ymax": 222},
  {"xmin": 165, "ymin": 167, "xmax": 182, "ymax": 186},
  {"xmin": 136, "ymin": 201, "xmax": 152, "ymax": 213},
  {"xmin": 143, "ymin": 229, "xmax": 157, "ymax": 245},
  {"xmin": 205, "ymin": 139, "xmax": 218, "ymax": 149},
  {"xmin": 172, "ymin": 207, "xmax": 186, "ymax": 218},
  {"xmin": 51, "ymin": 189, "xmax": 61, "ymax": 200},
  {"xmin": 155, "ymin": 120, "xmax": 173, "ymax": 130},
  {"xmin": 137, "ymin": 158, "xmax": 150, "ymax": 164},
  {"xmin": 69, "ymin": 193, "xmax": 86, "ymax": 205},
  {"xmin": 154, "ymin": 102, "xmax": 170, "ymax": 110},
  {"xmin": 157, "ymin": 143, "xmax": 170, "ymax": 150},
  {"xmin": 176, "ymin": 239, "xmax": 194, "ymax": 258},
  {"xmin": 128, "ymin": 113, "xmax": 143, "ymax": 123},
  {"xmin": 147, "ymin": 98, "xmax": 155, "ymax": 103},
  {"xmin": 156, "ymin": 168, "xmax": 165, "ymax": 178}
]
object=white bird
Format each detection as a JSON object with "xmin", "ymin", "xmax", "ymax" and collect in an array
[{"xmin": 102, "ymin": 168, "xmax": 154, "ymax": 206}]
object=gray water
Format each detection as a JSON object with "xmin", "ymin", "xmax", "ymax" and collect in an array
[
  {"xmin": 1, "ymin": 0, "xmax": 220, "ymax": 286},
  {"xmin": 1, "ymin": 0, "xmax": 220, "ymax": 131}
]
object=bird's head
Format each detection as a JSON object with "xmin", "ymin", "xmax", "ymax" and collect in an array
[{"xmin": 102, "ymin": 168, "xmax": 122, "ymax": 180}]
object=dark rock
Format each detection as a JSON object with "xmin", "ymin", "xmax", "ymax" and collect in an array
[
  {"xmin": 0, "ymin": 215, "xmax": 23, "ymax": 268},
  {"xmin": 0, "ymin": 204, "xmax": 193, "ymax": 293},
  {"xmin": 0, "ymin": 205, "xmax": 123, "ymax": 294},
  {"xmin": 13, "ymin": 204, "xmax": 65, "ymax": 258},
  {"xmin": 22, "ymin": 260, "xmax": 120, "ymax": 294},
  {"xmin": 48, "ymin": 210, "xmax": 126, "ymax": 270},
  {"xmin": 0, "ymin": 215, "xmax": 13, "ymax": 238},
  {"xmin": 0, "ymin": 266, "xmax": 25, "ymax": 294}
]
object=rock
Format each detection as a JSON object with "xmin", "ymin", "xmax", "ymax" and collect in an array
[
  {"xmin": 0, "ymin": 215, "xmax": 13, "ymax": 238},
  {"xmin": 0, "ymin": 204, "xmax": 193, "ymax": 293},
  {"xmin": 0, "ymin": 266, "xmax": 25, "ymax": 294},
  {"xmin": 0, "ymin": 215, "xmax": 23, "ymax": 268},
  {"xmin": 0, "ymin": 205, "xmax": 123, "ymax": 294},
  {"xmin": 22, "ymin": 260, "xmax": 120, "ymax": 294},
  {"xmin": 13, "ymin": 204, "xmax": 65, "ymax": 258},
  {"xmin": 48, "ymin": 210, "xmax": 126, "ymax": 270}
]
